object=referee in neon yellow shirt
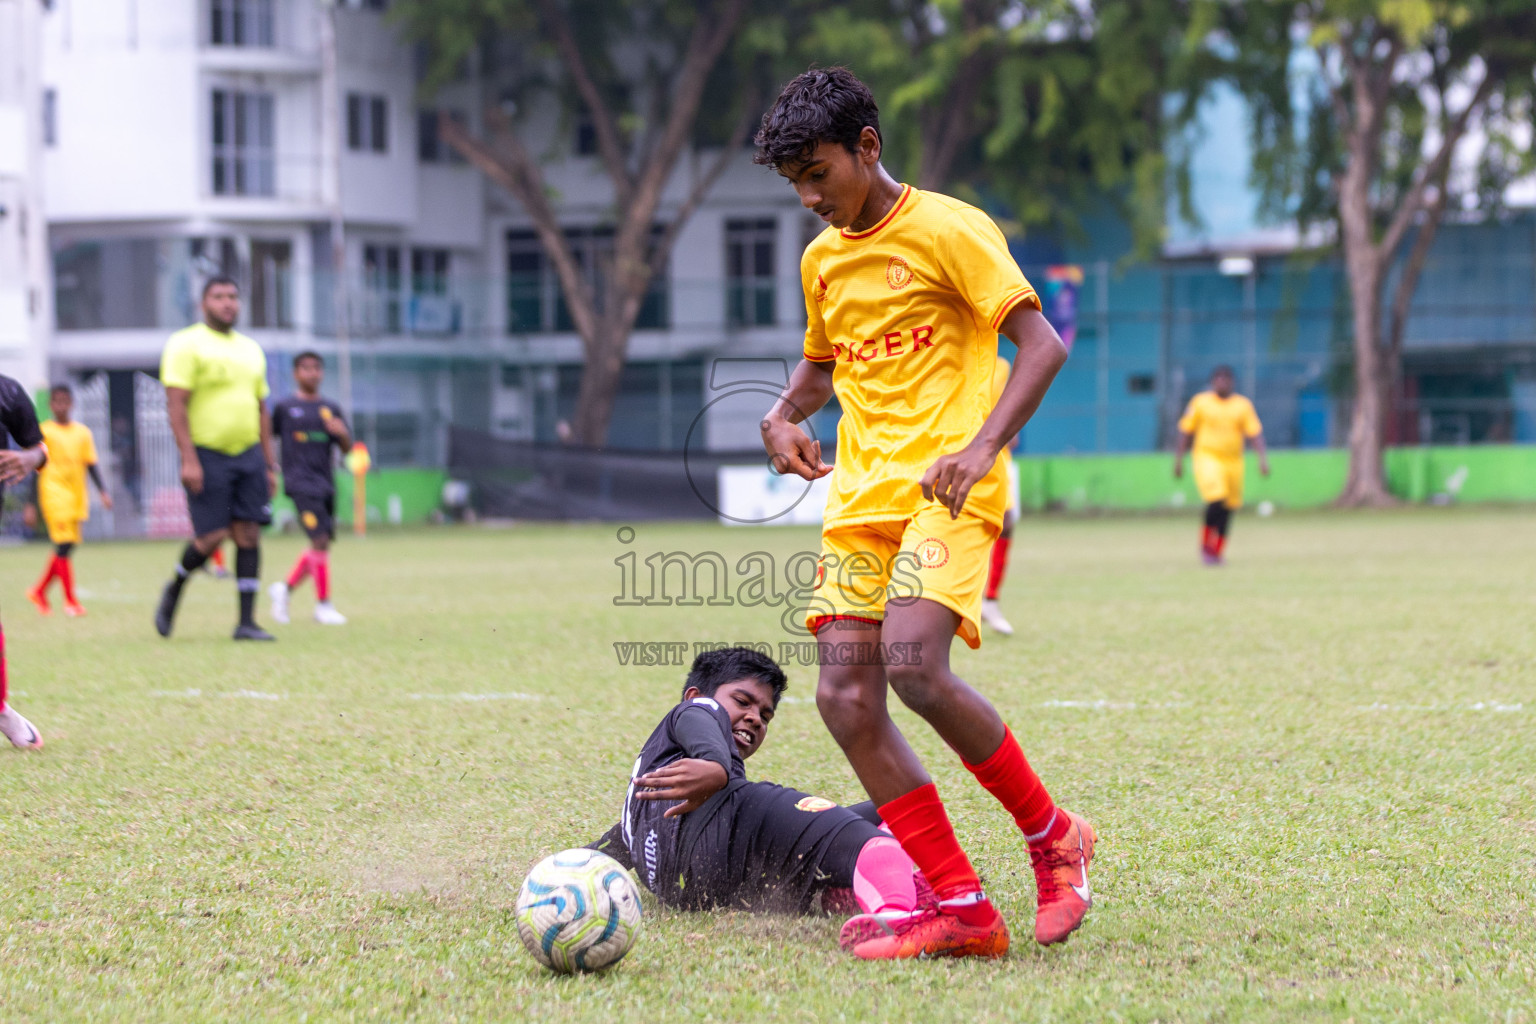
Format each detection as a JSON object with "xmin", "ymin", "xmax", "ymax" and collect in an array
[{"xmin": 154, "ymin": 276, "xmax": 278, "ymax": 640}]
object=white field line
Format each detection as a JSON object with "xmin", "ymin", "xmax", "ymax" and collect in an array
[
  {"xmin": 407, "ymin": 692, "xmax": 543, "ymax": 702},
  {"xmin": 1361, "ymin": 701, "xmax": 1523, "ymax": 713},
  {"xmin": 149, "ymin": 689, "xmax": 283, "ymax": 700},
  {"xmin": 1040, "ymin": 699, "xmax": 1187, "ymax": 710}
]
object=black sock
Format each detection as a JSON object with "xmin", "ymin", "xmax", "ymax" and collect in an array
[
  {"xmin": 235, "ymin": 546, "xmax": 260, "ymax": 625},
  {"xmin": 1211, "ymin": 503, "xmax": 1232, "ymax": 538},
  {"xmin": 1203, "ymin": 501, "xmax": 1224, "ymax": 531},
  {"xmin": 170, "ymin": 543, "xmax": 210, "ymax": 593}
]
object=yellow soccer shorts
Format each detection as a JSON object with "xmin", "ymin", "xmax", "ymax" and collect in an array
[
  {"xmin": 805, "ymin": 503, "xmax": 1001, "ymax": 650},
  {"xmin": 43, "ymin": 512, "xmax": 82, "ymax": 546},
  {"xmin": 1192, "ymin": 453, "xmax": 1245, "ymax": 509}
]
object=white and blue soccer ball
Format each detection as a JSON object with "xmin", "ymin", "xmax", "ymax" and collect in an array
[{"xmin": 515, "ymin": 849, "xmax": 643, "ymax": 973}]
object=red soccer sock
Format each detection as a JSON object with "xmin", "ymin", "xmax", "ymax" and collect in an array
[
  {"xmin": 963, "ymin": 726, "xmax": 1068, "ymax": 845},
  {"xmin": 312, "ymin": 550, "xmax": 330, "ymax": 602},
  {"xmin": 287, "ymin": 551, "xmax": 312, "ymax": 590},
  {"xmin": 1213, "ymin": 531, "xmax": 1227, "ymax": 558},
  {"xmin": 210, "ymin": 546, "xmax": 226, "ymax": 570},
  {"xmin": 985, "ymin": 535, "xmax": 1011, "ymax": 600},
  {"xmin": 851, "ymin": 835, "xmax": 919, "ymax": 914},
  {"xmin": 58, "ymin": 556, "xmax": 77, "ymax": 605},
  {"xmin": 33, "ymin": 556, "xmax": 60, "ymax": 596},
  {"xmin": 878, "ymin": 783, "xmax": 991, "ymax": 923}
]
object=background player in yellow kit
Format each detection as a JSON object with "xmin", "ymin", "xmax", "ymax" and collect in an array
[
  {"xmin": 757, "ymin": 68, "xmax": 1092, "ymax": 961},
  {"xmin": 1174, "ymin": 365, "xmax": 1269, "ymax": 565},
  {"xmin": 27, "ymin": 385, "xmax": 113, "ymax": 617}
]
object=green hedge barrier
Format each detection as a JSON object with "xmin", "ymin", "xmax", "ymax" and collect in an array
[
  {"xmin": 270, "ymin": 468, "xmax": 447, "ymax": 528},
  {"xmin": 1015, "ymin": 445, "xmax": 1536, "ymax": 511}
]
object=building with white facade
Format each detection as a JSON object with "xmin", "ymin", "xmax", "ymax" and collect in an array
[{"xmin": 30, "ymin": 0, "xmax": 815, "ymax": 481}]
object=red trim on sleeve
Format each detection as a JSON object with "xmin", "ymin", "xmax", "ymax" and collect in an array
[
  {"xmin": 804, "ymin": 350, "xmax": 837, "ymax": 363},
  {"xmin": 990, "ymin": 287, "xmax": 1041, "ymax": 331}
]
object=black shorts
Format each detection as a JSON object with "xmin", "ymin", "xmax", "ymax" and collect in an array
[
  {"xmin": 187, "ymin": 445, "xmax": 272, "ymax": 536},
  {"xmin": 673, "ymin": 782, "xmax": 883, "ymax": 913},
  {"xmin": 290, "ymin": 492, "xmax": 336, "ymax": 542}
]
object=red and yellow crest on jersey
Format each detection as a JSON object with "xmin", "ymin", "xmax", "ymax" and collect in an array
[{"xmin": 886, "ymin": 255, "xmax": 912, "ymax": 290}]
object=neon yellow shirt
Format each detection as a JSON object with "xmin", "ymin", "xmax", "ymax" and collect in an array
[
  {"xmin": 160, "ymin": 322, "xmax": 269, "ymax": 455},
  {"xmin": 802, "ymin": 185, "xmax": 1039, "ymax": 529},
  {"xmin": 1178, "ymin": 391, "xmax": 1261, "ymax": 461}
]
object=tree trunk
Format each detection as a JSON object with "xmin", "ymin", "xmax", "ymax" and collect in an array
[
  {"xmin": 1337, "ymin": 178, "xmax": 1394, "ymax": 506},
  {"xmin": 573, "ymin": 318, "xmax": 627, "ymax": 446}
]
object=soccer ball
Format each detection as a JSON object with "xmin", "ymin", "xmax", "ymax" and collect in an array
[{"xmin": 515, "ymin": 849, "xmax": 643, "ymax": 973}]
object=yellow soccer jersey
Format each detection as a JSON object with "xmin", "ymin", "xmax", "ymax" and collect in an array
[
  {"xmin": 1178, "ymin": 391, "xmax": 1261, "ymax": 461},
  {"xmin": 802, "ymin": 185, "xmax": 1039, "ymax": 529},
  {"xmin": 38, "ymin": 419, "xmax": 98, "ymax": 521}
]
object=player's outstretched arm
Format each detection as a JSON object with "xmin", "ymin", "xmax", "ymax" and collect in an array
[
  {"xmin": 922, "ymin": 306, "xmax": 1067, "ymax": 518},
  {"xmin": 760, "ymin": 358, "xmax": 835, "ymax": 482},
  {"xmin": 1174, "ymin": 431, "xmax": 1193, "ymax": 478}
]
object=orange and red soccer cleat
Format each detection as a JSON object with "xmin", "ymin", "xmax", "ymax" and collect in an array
[
  {"xmin": 841, "ymin": 896, "xmax": 1010, "ymax": 960},
  {"xmin": 1030, "ymin": 809, "xmax": 1096, "ymax": 945},
  {"xmin": 27, "ymin": 589, "xmax": 51, "ymax": 616},
  {"xmin": 63, "ymin": 602, "xmax": 86, "ymax": 618}
]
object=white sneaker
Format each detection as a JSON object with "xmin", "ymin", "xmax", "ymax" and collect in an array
[
  {"xmin": 980, "ymin": 598, "xmax": 1014, "ymax": 636},
  {"xmin": 0, "ymin": 706, "xmax": 43, "ymax": 750},
  {"xmin": 314, "ymin": 601, "xmax": 347, "ymax": 625},
  {"xmin": 269, "ymin": 582, "xmax": 291, "ymax": 625}
]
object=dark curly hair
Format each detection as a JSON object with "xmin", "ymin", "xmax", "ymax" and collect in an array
[
  {"xmin": 683, "ymin": 647, "xmax": 788, "ymax": 709},
  {"xmin": 753, "ymin": 67, "xmax": 881, "ymax": 170}
]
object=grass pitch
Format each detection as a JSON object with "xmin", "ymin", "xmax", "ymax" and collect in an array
[{"xmin": 1, "ymin": 509, "xmax": 1533, "ymax": 1022}]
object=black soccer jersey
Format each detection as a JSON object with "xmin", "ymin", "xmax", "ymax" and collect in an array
[
  {"xmin": 617, "ymin": 696, "xmax": 748, "ymax": 903},
  {"xmin": 589, "ymin": 697, "xmax": 883, "ymax": 914},
  {"xmin": 272, "ymin": 396, "xmax": 347, "ymax": 498},
  {"xmin": 0, "ymin": 375, "xmax": 45, "ymax": 500}
]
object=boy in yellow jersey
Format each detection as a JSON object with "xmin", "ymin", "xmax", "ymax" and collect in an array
[
  {"xmin": 27, "ymin": 385, "xmax": 113, "ymax": 617},
  {"xmin": 1174, "ymin": 365, "xmax": 1270, "ymax": 564},
  {"xmin": 756, "ymin": 68, "xmax": 1093, "ymax": 961}
]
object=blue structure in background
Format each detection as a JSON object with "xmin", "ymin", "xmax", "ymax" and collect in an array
[{"xmin": 1012, "ymin": 213, "xmax": 1536, "ymax": 455}]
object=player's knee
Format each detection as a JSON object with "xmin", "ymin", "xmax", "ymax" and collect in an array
[
  {"xmin": 886, "ymin": 661, "xmax": 950, "ymax": 720},
  {"xmin": 816, "ymin": 672, "xmax": 883, "ymax": 738}
]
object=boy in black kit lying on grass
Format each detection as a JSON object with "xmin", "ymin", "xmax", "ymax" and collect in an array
[{"xmin": 588, "ymin": 647, "xmax": 932, "ymax": 950}]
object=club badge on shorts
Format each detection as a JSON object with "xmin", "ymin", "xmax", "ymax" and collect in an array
[
  {"xmin": 913, "ymin": 537, "xmax": 950, "ymax": 568},
  {"xmin": 795, "ymin": 796, "xmax": 837, "ymax": 813}
]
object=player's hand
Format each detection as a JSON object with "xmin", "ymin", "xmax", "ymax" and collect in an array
[
  {"xmin": 267, "ymin": 465, "xmax": 279, "ymax": 498},
  {"xmin": 920, "ymin": 441, "xmax": 996, "ymax": 519},
  {"xmin": 101, "ymin": 492, "xmax": 114, "ymax": 511},
  {"xmin": 633, "ymin": 758, "xmax": 729, "ymax": 818},
  {"xmin": 0, "ymin": 448, "xmax": 40, "ymax": 484},
  {"xmin": 22, "ymin": 504, "xmax": 36, "ymax": 530},
  {"xmin": 760, "ymin": 416, "xmax": 832, "ymax": 482},
  {"xmin": 324, "ymin": 417, "xmax": 349, "ymax": 440},
  {"xmin": 1172, "ymin": 459, "xmax": 1184, "ymax": 479},
  {"xmin": 181, "ymin": 458, "xmax": 204, "ymax": 494},
  {"xmin": 1260, "ymin": 459, "xmax": 1271, "ymax": 478}
]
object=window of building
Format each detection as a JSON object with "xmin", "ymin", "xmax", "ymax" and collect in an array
[
  {"xmin": 209, "ymin": 0, "xmax": 275, "ymax": 47},
  {"xmin": 340, "ymin": 0, "xmax": 387, "ymax": 9},
  {"xmin": 575, "ymin": 112, "xmax": 598, "ymax": 156},
  {"xmin": 363, "ymin": 244, "xmax": 402, "ymax": 333},
  {"xmin": 408, "ymin": 248, "xmax": 456, "ymax": 335},
  {"xmin": 42, "ymin": 89, "xmax": 57, "ymax": 147},
  {"xmin": 411, "ymin": 249, "xmax": 450, "ymax": 295},
  {"xmin": 417, "ymin": 109, "xmax": 466, "ymax": 164},
  {"xmin": 211, "ymin": 88, "xmax": 275, "ymax": 196},
  {"xmin": 249, "ymin": 239, "xmax": 292, "ymax": 328},
  {"xmin": 725, "ymin": 218, "xmax": 776, "ymax": 327},
  {"xmin": 505, "ymin": 227, "xmax": 669, "ymax": 334},
  {"xmin": 347, "ymin": 93, "xmax": 388, "ymax": 153}
]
